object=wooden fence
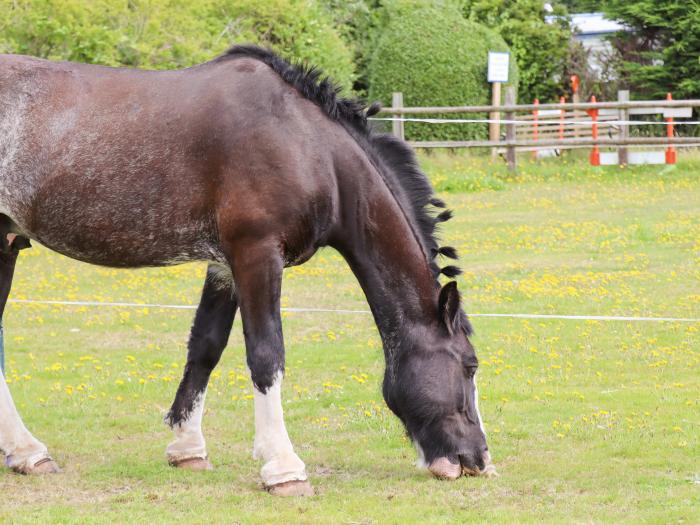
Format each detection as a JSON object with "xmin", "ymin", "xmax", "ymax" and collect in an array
[{"xmin": 379, "ymin": 87, "xmax": 700, "ymax": 170}]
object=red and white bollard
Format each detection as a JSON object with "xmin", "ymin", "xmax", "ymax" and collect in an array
[
  {"xmin": 587, "ymin": 95, "xmax": 600, "ymax": 166},
  {"xmin": 666, "ymin": 92, "xmax": 677, "ymax": 164}
]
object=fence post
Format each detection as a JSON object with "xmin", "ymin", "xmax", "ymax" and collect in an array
[
  {"xmin": 559, "ymin": 96, "xmax": 566, "ymax": 141},
  {"xmin": 666, "ymin": 93, "xmax": 677, "ymax": 164},
  {"xmin": 505, "ymin": 86, "xmax": 516, "ymax": 172},
  {"xmin": 618, "ymin": 90, "xmax": 629, "ymax": 166},
  {"xmin": 490, "ymin": 82, "xmax": 502, "ymax": 159},
  {"xmin": 532, "ymin": 98, "xmax": 539, "ymax": 159},
  {"xmin": 391, "ymin": 92, "xmax": 404, "ymax": 141}
]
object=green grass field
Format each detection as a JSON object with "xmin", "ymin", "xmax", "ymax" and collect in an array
[{"xmin": 1, "ymin": 152, "xmax": 698, "ymax": 524}]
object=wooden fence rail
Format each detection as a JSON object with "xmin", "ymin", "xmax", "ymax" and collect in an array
[
  {"xmin": 379, "ymin": 87, "xmax": 700, "ymax": 170},
  {"xmin": 380, "ymin": 98, "xmax": 700, "ymax": 115}
]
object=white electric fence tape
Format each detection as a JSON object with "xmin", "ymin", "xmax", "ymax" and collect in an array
[
  {"xmin": 369, "ymin": 117, "xmax": 700, "ymax": 126},
  {"xmin": 7, "ymin": 299, "xmax": 699, "ymax": 323}
]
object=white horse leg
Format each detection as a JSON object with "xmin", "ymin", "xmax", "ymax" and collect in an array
[
  {"xmin": 0, "ymin": 368, "xmax": 59, "ymax": 474},
  {"xmin": 253, "ymin": 372, "xmax": 311, "ymax": 494},
  {"xmin": 166, "ymin": 389, "xmax": 211, "ymax": 469},
  {"xmin": 165, "ymin": 264, "xmax": 237, "ymax": 471}
]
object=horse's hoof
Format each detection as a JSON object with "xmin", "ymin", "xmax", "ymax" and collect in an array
[
  {"xmin": 428, "ymin": 457, "xmax": 461, "ymax": 480},
  {"xmin": 479, "ymin": 464, "xmax": 499, "ymax": 478},
  {"xmin": 266, "ymin": 479, "xmax": 315, "ymax": 497},
  {"xmin": 12, "ymin": 457, "xmax": 61, "ymax": 475},
  {"xmin": 168, "ymin": 456, "xmax": 214, "ymax": 471},
  {"xmin": 463, "ymin": 460, "xmax": 499, "ymax": 478}
]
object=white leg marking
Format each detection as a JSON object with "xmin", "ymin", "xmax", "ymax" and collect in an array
[
  {"xmin": 0, "ymin": 369, "xmax": 51, "ymax": 470},
  {"xmin": 253, "ymin": 372, "xmax": 307, "ymax": 486},
  {"xmin": 473, "ymin": 375, "xmax": 497, "ymax": 476},
  {"xmin": 473, "ymin": 375, "xmax": 486, "ymax": 435},
  {"xmin": 166, "ymin": 390, "xmax": 208, "ymax": 462}
]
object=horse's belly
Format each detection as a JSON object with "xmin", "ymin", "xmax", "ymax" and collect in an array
[
  {"xmin": 33, "ymin": 226, "xmax": 222, "ymax": 268},
  {"xmin": 31, "ymin": 224, "xmax": 222, "ymax": 268},
  {"xmin": 19, "ymin": 191, "xmax": 223, "ymax": 268}
]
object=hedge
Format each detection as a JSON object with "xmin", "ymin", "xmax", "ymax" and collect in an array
[
  {"xmin": 367, "ymin": 1, "xmax": 518, "ymax": 141},
  {"xmin": 0, "ymin": 0, "xmax": 356, "ymax": 92}
]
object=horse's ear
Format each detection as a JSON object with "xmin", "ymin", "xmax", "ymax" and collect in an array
[{"xmin": 438, "ymin": 281, "xmax": 461, "ymax": 334}]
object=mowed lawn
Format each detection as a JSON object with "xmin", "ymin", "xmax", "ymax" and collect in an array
[{"xmin": 1, "ymin": 154, "xmax": 698, "ymax": 524}]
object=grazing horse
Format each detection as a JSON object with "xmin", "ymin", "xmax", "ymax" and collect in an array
[{"xmin": 0, "ymin": 45, "xmax": 495, "ymax": 496}]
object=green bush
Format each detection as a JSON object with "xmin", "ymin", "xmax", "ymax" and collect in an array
[
  {"xmin": 316, "ymin": 0, "xmax": 384, "ymax": 96},
  {"xmin": 0, "ymin": 0, "xmax": 356, "ymax": 91},
  {"xmin": 367, "ymin": 0, "xmax": 517, "ymax": 141}
]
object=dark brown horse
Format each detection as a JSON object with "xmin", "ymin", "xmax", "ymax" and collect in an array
[{"xmin": 0, "ymin": 46, "xmax": 495, "ymax": 496}]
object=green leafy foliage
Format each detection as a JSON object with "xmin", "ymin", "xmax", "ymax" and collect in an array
[
  {"xmin": 316, "ymin": 0, "xmax": 384, "ymax": 95},
  {"xmin": 0, "ymin": 0, "xmax": 356, "ymax": 91},
  {"xmin": 367, "ymin": 1, "xmax": 517, "ymax": 141},
  {"xmin": 461, "ymin": 0, "xmax": 572, "ymax": 103},
  {"xmin": 558, "ymin": 0, "xmax": 603, "ymax": 12},
  {"xmin": 602, "ymin": 0, "xmax": 700, "ymax": 100}
]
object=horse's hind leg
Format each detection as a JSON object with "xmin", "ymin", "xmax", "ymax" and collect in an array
[
  {"xmin": 0, "ymin": 248, "xmax": 59, "ymax": 474},
  {"xmin": 165, "ymin": 264, "xmax": 237, "ymax": 470}
]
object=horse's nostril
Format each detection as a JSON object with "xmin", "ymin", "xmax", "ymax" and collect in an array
[
  {"xmin": 459, "ymin": 454, "xmax": 480, "ymax": 477},
  {"xmin": 459, "ymin": 453, "xmax": 481, "ymax": 472}
]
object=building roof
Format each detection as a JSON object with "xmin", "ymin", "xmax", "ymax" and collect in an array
[{"xmin": 569, "ymin": 12, "xmax": 625, "ymax": 36}]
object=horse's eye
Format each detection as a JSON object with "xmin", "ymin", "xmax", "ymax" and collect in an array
[{"xmin": 465, "ymin": 366, "xmax": 477, "ymax": 378}]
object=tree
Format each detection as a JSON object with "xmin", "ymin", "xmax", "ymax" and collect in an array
[
  {"xmin": 558, "ymin": 0, "xmax": 604, "ymax": 13},
  {"xmin": 602, "ymin": 0, "xmax": 700, "ymax": 99},
  {"xmin": 460, "ymin": 0, "xmax": 573, "ymax": 103}
]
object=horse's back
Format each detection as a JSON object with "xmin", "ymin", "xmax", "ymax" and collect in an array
[{"xmin": 0, "ymin": 55, "xmax": 340, "ymax": 268}]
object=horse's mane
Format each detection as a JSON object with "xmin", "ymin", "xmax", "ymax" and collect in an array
[{"xmin": 219, "ymin": 45, "xmax": 469, "ymax": 332}]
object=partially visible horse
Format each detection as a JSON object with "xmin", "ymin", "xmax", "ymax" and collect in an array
[{"xmin": 0, "ymin": 45, "xmax": 494, "ymax": 496}]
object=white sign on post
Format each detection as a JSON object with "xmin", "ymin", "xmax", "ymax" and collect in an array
[{"xmin": 487, "ymin": 51, "xmax": 510, "ymax": 83}]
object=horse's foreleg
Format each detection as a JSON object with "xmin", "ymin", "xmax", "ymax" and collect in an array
[
  {"xmin": 0, "ymin": 250, "xmax": 59, "ymax": 474},
  {"xmin": 229, "ymin": 243, "xmax": 312, "ymax": 496},
  {"xmin": 165, "ymin": 264, "xmax": 237, "ymax": 470}
]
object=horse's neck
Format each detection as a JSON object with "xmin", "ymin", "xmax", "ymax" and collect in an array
[{"xmin": 333, "ymin": 158, "xmax": 438, "ymax": 359}]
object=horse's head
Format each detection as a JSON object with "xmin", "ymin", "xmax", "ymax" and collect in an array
[{"xmin": 383, "ymin": 281, "xmax": 496, "ymax": 479}]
